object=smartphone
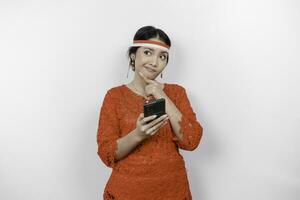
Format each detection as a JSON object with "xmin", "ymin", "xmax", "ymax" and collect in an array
[{"xmin": 143, "ymin": 98, "xmax": 166, "ymax": 119}]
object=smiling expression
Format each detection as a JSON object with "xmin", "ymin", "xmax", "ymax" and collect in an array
[{"xmin": 131, "ymin": 38, "xmax": 169, "ymax": 79}]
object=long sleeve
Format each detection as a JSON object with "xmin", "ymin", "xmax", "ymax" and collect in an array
[
  {"xmin": 96, "ymin": 89, "xmax": 120, "ymax": 168},
  {"xmin": 172, "ymin": 86, "xmax": 203, "ymax": 151}
]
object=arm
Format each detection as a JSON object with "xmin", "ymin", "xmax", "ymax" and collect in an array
[
  {"xmin": 160, "ymin": 93, "xmax": 184, "ymax": 140},
  {"xmin": 173, "ymin": 86, "xmax": 203, "ymax": 150},
  {"xmin": 160, "ymin": 85, "xmax": 203, "ymax": 151},
  {"xmin": 138, "ymin": 73, "xmax": 203, "ymax": 150},
  {"xmin": 115, "ymin": 129, "xmax": 144, "ymax": 160},
  {"xmin": 96, "ymin": 90, "xmax": 144, "ymax": 168}
]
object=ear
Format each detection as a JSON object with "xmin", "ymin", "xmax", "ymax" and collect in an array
[{"xmin": 130, "ymin": 53, "xmax": 135, "ymax": 60}]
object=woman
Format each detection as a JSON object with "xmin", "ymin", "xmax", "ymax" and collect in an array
[{"xmin": 96, "ymin": 25, "xmax": 203, "ymax": 200}]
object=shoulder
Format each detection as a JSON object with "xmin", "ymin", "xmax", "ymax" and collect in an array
[
  {"xmin": 101, "ymin": 85, "xmax": 125, "ymax": 104},
  {"xmin": 165, "ymin": 82, "xmax": 186, "ymax": 93},
  {"xmin": 164, "ymin": 83, "xmax": 188, "ymax": 104},
  {"xmin": 104, "ymin": 84, "xmax": 124, "ymax": 96}
]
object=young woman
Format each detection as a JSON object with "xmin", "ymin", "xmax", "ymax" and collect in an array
[{"xmin": 96, "ymin": 25, "xmax": 203, "ymax": 200}]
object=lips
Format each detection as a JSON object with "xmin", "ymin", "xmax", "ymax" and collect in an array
[{"xmin": 144, "ymin": 66, "xmax": 156, "ymax": 73}]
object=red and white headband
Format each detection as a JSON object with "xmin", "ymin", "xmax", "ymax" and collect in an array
[{"xmin": 130, "ymin": 40, "xmax": 170, "ymax": 52}]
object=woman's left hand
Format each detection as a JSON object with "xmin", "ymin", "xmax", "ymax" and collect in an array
[{"xmin": 139, "ymin": 72, "xmax": 166, "ymax": 99}]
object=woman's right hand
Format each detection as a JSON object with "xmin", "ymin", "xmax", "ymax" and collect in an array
[{"xmin": 135, "ymin": 113, "xmax": 169, "ymax": 140}]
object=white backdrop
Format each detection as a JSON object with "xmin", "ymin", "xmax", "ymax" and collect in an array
[{"xmin": 0, "ymin": 0, "xmax": 299, "ymax": 199}]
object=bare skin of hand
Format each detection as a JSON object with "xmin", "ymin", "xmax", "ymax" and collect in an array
[
  {"xmin": 135, "ymin": 113, "xmax": 169, "ymax": 140},
  {"xmin": 139, "ymin": 72, "xmax": 165, "ymax": 99}
]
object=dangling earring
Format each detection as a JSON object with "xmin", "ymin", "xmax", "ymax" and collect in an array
[
  {"xmin": 160, "ymin": 72, "xmax": 163, "ymax": 78},
  {"xmin": 131, "ymin": 59, "xmax": 135, "ymax": 71}
]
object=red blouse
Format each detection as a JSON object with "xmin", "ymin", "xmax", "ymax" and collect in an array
[{"xmin": 96, "ymin": 83, "xmax": 203, "ymax": 200}]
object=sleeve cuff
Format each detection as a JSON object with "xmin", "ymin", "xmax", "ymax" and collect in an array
[{"xmin": 98, "ymin": 139, "xmax": 119, "ymax": 168}]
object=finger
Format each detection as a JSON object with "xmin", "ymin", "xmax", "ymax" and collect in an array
[
  {"xmin": 146, "ymin": 126, "xmax": 157, "ymax": 135},
  {"xmin": 139, "ymin": 72, "xmax": 156, "ymax": 84},
  {"xmin": 145, "ymin": 95, "xmax": 155, "ymax": 101},
  {"xmin": 150, "ymin": 129, "xmax": 158, "ymax": 136},
  {"xmin": 149, "ymin": 129, "xmax": 158, "ymax": 136},
  {"xmin": 149, "ymin": 120, "xmax": 167, "ymax": 136},
  {"xmin": 154, "ymin": 118, "xmax": 168, "ymax": 129},
  {"xmin": 142, "ymin": 114, "xmax": 157, "ymax": 124},
  {"xmin": 145, "ymin": 114, "xmax": 168, "ymax": 128},
  {"xmin": 150, "ymin": 127, "xmax": 161, "ymax": 136},
  {"xmin": 150, "ymin": 121, "xmax": 168, "ymax": 136},
  {"xmin": 139, "ymin": 71, "xmax": 149, "ymax": 83},
  {"xmin": 153, "ymin": 114, "xmax": 168, "ymax": 124},
  {"xmin": 137, "ymin": 113, "xmax": 144, "ymax": 121}
]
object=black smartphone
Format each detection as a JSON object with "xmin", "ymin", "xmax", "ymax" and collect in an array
[{"xmin": 143, "ymin": 98, "xmax": 166, "ymax": 118}]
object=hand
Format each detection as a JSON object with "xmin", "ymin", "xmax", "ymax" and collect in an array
[
  {"xmin": 139, "ymin": 72, "xmax": 165, "ymax": 99},
  {"xmin": 135, "ymin": 113, "xmax": 169, "ymax": 140}
]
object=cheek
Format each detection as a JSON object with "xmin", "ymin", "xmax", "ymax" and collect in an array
[
  {"xmin": 158, "ymin": 65, "xmax": 166, "ymax": 72},
  {"xmin": 160, "ymin": 58, "xmax": 168, "ymax": 64},
  {"xmin": 160, "ymin": 60, "xmax": 167, "ymax": 67},
  {"xmin": 136, "ymin": 55, "xmax": 148, "ymax": 64}
]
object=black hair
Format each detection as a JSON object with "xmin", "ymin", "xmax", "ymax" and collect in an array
[{"xmin": 127, "ymin": 25, "xmax": 171, "ymax": 67}]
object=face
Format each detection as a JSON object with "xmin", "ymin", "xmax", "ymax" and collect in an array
[{"xmin": 131, "ymin": 38, "xmax": 169, "ymax": 80}]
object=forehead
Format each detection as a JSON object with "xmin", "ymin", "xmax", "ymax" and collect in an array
[{"xmin": 140, "ymin": 47, "xmax": 168, "ymax": 54}]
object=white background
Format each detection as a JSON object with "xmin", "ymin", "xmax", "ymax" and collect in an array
[{"xmin": 0, "ymin": 0, "xmax": 299, "ymax": 199}]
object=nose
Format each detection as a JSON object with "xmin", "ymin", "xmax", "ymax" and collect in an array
[{"xmin": 149, "ymin": 56, "xmax": 159, "ymax": 67}]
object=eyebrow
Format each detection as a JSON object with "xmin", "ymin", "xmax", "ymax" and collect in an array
[{"xmin": 145, "ymin": 47, "xmax": 168, "ymax": 54}]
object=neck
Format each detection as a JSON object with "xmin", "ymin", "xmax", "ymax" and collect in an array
[{"xmin": 131, "ymin": 72, "xmax": 148, "ymax": 90}]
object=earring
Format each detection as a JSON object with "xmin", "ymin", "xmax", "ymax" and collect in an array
[
  {"xmin": 131, "ymin": 60, "xmax": 135, "ymax": 71},
  {"xmin": 160, "ymin": 72, "xmax": 163, "ymax": 78}
]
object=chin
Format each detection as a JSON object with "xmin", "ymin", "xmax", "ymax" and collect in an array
[
  {"xmin": 147, "ymin": 73, "xmax": 158, "ymax": 80},
  {"xmin": 141, "ymin": 70, "xmax": 156, "ymax": 79}
]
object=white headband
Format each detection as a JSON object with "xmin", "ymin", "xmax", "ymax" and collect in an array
[{"xmin": 130, "ymin": 40, "xmax": 170, "ymax": 52}]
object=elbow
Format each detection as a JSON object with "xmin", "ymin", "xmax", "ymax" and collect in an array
[
  {"xmin": 192, "ymin": 126, "xmax": 204, "ymax": 150},
  {"xmin": 97, "ymin": 148, "xmax": 111, "ymax": 168},
  {"xmin": 97, "ymin": 143, "xmax": 118, "ymax": 168},
  {"xmin": 181, "ymin": 125, "xmax": 203, "ymax": 151}
]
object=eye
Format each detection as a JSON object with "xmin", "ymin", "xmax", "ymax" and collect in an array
[
  {"xmin": 144, "ymin": 50, "xmax": 152, "ymax": 55},
  {"xmin": 160, "ymin": 54, "xmax": 167, "ymax": 60}
]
